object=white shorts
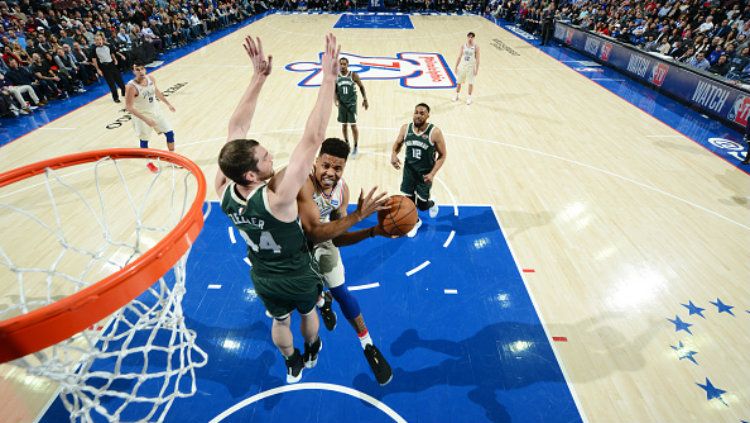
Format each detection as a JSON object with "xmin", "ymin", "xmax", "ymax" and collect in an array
[
  {"xmin": 456, "ymin": 62, "xmax": 476, "ymax": 85},
  {"xmin": 132, "ymin": 111, "xmax": 172, "ymax": 141},
  {"xmin": 313, "ymin": 240, "xmax": 345, "ymax": 289}
]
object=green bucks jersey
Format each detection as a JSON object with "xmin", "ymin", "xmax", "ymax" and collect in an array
[
  {"xmin": 221, "ymin": 182, "xmax": 312, "ymax": 276},
  {"xmin": 404, "ymin": 122, "xmax": 436, "ymax": 174},
  {"xmin": 336, "ymin": 72, "xmax": 357, "ymax": 105}
]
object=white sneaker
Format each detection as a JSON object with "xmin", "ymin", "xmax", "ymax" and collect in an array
[
  {"xmin": 466, "ymin": 97, "xmax": 473, "ymax": 105},
  {"xmin": 452, "ymin": 93, "xmax": 459, "ymax": 102},
  {"xmin": 429, "ymin": 201, "xmax": 439, "ymax": 218},
  {"xmin": 406, "ymin": 219, "xmax": 422, "ymax": 238}
]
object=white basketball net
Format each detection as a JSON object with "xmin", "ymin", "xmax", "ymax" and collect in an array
[{"xmin": 0, "ymin": 156, "xmax": 208, "ymax": 422}]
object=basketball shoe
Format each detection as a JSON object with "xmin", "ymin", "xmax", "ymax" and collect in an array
[
  {"xmin": 428, "ymin": 200, "xmax": 439, "ymax": 218},
  {"xmin": 364, "ymin": 344, "xmax": 393, "ymax": 386},
  {"xmin": 320, "ymin": 291, "xmax": 337, "ymax": 331},
  {"xmin": 285, "ymin": 349, "xmax": 304, "ymax": 383},
  {"xmin": 303, "ymin": 337, "xmax": 322, "ymax": 369},
  {"xmin": 407, "ymin": 218, "xmax": 422, "ymax": 238}
]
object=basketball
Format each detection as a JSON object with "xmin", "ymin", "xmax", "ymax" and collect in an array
[{"xmin": 378, "ymin": 195, "xmax": 418, "ymax": 237}]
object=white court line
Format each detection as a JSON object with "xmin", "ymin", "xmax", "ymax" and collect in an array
[
  {"xmin": 434, "ymin": 177, "xmax": 459, "ymax": 216},
  {"xmin": 451, "ymin": 133, "xmax": 750, "ymax": 231},
  {"xmin": 203, "ymin": 201, "xmax": 212, "ymax": 221},
  {"xmin": 406, "ymin": 260, "xmax": 430, "ymax": 276},
  {"xmin": 444, "ymin": 289, "xmax": 458, "ymax": 294},
  {"xmin": 208, "ymin": 284, "xmax": 222, "ymax": 289},
  {"xmin": 243, "ymin": 257, "xmax": 252, "ymax": 267},
  {"xmin": 490, "ymin": 207, "xmax": 590, "ymax": 423},
  {"xmin": 645, "ymin": 134, "xmax": 684, "ymax": 138},
  {"xmin": 348, "ymin": 282, "xmax": 381, "ymax": 291},
  {"xmin": 227, "ymin": 226, "xmax": 236, "ymax": 244},
  {"xmin": 443, "ymin": 230, "xmax": 456, "ymax": 248},
  {"xmin": 591, "ymin": 78, "xmax": 625, "ymax": 81},
  {"xmin": 38, "ymin": 127, "xmax": 76, "ymax": 130},
  {"xmin": 184, "ymin": 127, "xmax": 749, "ymax": 231},
  {"xmin": 209, "ymin": 382, "xmax": 407, "ymax": 423}
]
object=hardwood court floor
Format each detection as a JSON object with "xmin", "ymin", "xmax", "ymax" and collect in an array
[{"xmin": 1, "ymin": 13, "xmax": 749, "ymax": 423}]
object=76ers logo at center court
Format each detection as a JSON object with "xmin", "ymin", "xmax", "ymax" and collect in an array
[{"xmin": 286, "ymin": 52, "xmax": 456, "ymax": 89}]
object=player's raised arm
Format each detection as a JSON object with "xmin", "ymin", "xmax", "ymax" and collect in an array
[
  {"xmin": 270, "ymin": 34, "xmax": 340, "ymax": 208},
  {"xmin": 227, "ymin": 36, "xmax": 272, "ymax": 141},
  {"xmin": 215, "ymin": 35, "xmax": 272, "ymax": 197}
]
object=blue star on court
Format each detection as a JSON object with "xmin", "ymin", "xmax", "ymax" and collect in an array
[
  {"xmin": 681, "ymin": 300, "xmax": 705, "ymax": 318},
  {"xmin": 670, "ymin": 341, "xmax": 698, "ymax": 365},
  {"xmin": 709, "ymin": 298, "xmax": 735, "ymax": 316},
  {"xmin": 696, "ymin": 378, "xmax": 727, "ymax": 404},
  {"xmin": 667, "ymin": 315, "xmax": 693, "ymax": 335}
]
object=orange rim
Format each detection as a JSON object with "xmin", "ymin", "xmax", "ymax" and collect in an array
[{"xmin": 0, "ymin": 149, "xmax": 206, "ymax": 364}]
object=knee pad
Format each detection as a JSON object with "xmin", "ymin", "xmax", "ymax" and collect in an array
[
  {"xmin": 330, "ymin": 285, "xmax": 361, "ymax": 320},
  {"xmin": 165, "ymin": 130, "xmax": 175, "ymax": 143}
]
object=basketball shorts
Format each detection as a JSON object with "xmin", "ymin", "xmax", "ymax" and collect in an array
[
  {"xmin": 400, "ymin": 165, "xmax": 432, "ymax": 202},
  {"xmin": 313, "ymin": 240, "xmax": 345, "ymax": 289},
  {"xmin": 132, "ymin": 111, "xmax": 172, "ymax": 141},
  {"xmin": 456, "ymin": 62, "xmax": 476, "ymax": 84},
  {"xmin": 250, "ymin": 266, "xmax": 324, "ymax": 318},
  {"xmin": 337, "ymin": 102, "xmax": 357, "ymax": 124}
]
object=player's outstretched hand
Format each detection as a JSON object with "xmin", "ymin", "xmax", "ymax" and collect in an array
[
  {"xmin": 321, "ymin": 33, "xmax": 340, "ymax": 79},
  {"xmin": 243, "ymin": 35, "xmax": 272, "ymax": 77},
  {"xmin": 354, "ymin": 186, "xmax": 389, "ymax": 221}
]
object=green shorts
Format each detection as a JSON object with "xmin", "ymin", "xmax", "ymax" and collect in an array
[
  {"xmin": 251, "ymin": 267, "xmax": 324, "ymax": 318},
  {"xmin": 337, "ymin": 102, "xmax": 357, "ymax": 124},
  {"xmin": 400, "ymin": 165, "xmax": 432, "ymax": 202}
]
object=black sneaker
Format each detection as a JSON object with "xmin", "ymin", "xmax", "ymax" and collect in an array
[
  {"xmin": 364, "ymin": 344, "xmax": 393, "ymax": 386},
  {"xmin": 320, "ymin": 291, "xmax": 337, "ymax": 331},
  {"xmin": 284, "ymin": 349, "xmax": 304, "ymax": 384},
  {"xmin": 303, "ymin": 337, "xmax": 322, "ymax": 369}
]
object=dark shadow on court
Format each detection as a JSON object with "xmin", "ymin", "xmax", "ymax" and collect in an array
[{"xmin": 352, "ymin": 322, "xmax": 581, "ymax": 423}]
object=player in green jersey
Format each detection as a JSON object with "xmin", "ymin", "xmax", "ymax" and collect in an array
[
  {"xmin": 216, "ymin": 34, "xmax": 340, "ymax": 384},
  {"xmin": 335, "ymin": 57, "xmax": 368, "ymax": 157},
  {"xmin": 390, "ymin": 102, "xmax": 448, "ymax": 237}
]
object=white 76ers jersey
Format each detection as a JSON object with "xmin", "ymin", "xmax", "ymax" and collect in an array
[
  {"xmin": 128, "ymin": 77, "xmax": 159, "ymax": 112},
  {"xmin": 312, "ymin": 178, "xmax": 345, "ymax": 223}
]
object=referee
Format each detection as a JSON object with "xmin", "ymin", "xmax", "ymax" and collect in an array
[{"xmin": 90, "ymin": 34, "xmax": 126, "ymax": 103}]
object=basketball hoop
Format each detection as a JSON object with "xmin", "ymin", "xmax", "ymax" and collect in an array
[{"xmin": 0, "ymin": 149, "xmax": 208, "ymax": 422}]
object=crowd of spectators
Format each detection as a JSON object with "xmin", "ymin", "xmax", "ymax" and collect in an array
[
  {"xmin": 277, "ymin": 0, "xmax": 487, "ymax": 15},
  {"xmin": 0, "ymin": 0, "xmax": 274, "ymax": 121},
  {"xmin": 491, "ymin": 0, "xmax": 750, "ymax": 83}
]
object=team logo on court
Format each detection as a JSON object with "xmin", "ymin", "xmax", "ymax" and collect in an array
[
  {"xmin": 707, "ymin": 137, "xmax": 744, "ymax": 151},
  {"xmin": 600, "ymin": 43, "xmax": 613, "ymax": 61},
  {"xmin": 650, "ymin": 63, "xmax": 669, "ymax": 87},
  {"xmin": 727, "ymin": 95, "xmax": 750, "ymax": 126},
  {"xmin": 285, "ymin": 52, "xmax": 456, "ymax": 89}
]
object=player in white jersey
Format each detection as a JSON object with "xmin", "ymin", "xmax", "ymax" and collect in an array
[
  {"xmin": 125, "ymin": 62, "xmax": 176, "ymax": 151},
  {"xmin": 453, "ymin": 32, "xmax": 480, "ymax": 105},
  {"xmin": 296, "ymin": 137, "xmax": 394, "ymax": 386}
]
